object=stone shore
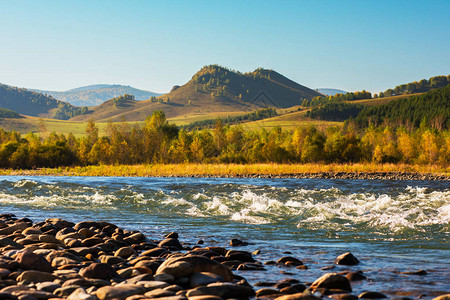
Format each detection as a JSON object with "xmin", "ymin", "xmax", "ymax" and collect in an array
[{"xmin": 0, "ymin": 214, "xmax": 448, "ymax": 300}]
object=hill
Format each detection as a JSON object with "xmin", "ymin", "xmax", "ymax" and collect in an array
[
  {"xmin": 32, "ymin": 84, "xmax": 162, "ymax": 107},
  {"xmin": 0, "ymin": 83, "xmax": 87, "ymax": 120},
  {"xmin": 72, "ymin": 65, "xmax": 322, "ymax": 122},
  {"xmin": 316, "ymin": 88, "xmax": 347, "ymax": 96}
]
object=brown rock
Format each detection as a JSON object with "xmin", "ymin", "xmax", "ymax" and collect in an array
[
  {"xmin": 310, "ymin": 273, "xmax": 352, "ymax": 292},
  {"xmin": 433, "ymin": 295, "xmax": 450, "ymax": 300},
  {"xmin": 186, "ymin": 283, "xmax": 254, "ymax": 298},
  {"xmin": 256, "ymin": 288, "xmax": 280, "ymax": 297},
  {"xmin": 329, "ymin": 294, "xmax": 359, "ymax": 300},
  {"xmin": 156, "ymin": 256, "xmax": 233, "ymax": 282},
  {"xmin": 79, "ymin": 263, "xmax": 119, "ymax": 280},
  {"xmin": 277, "ymin": 256, "xmax": 303, "ymax": 266},
  {"xmin": 141, "ymin": 247, "xmax": 168, "ymax": 257},
  {"xmin": 159, "ymin": 238, "xmax": 183, "ymax": 250},
  {"xmin": 67, "ymin": 287, "xmax": 97, "ymax": 300},
  {"xmin": 115, "ymin": 246, "xmax": 136, "ymax": 258},
  {"xmin": 335, "ymin": 253, "xmax": 359, "ymax": 266},
  {"xmin": 144, "ymin": 288, "xmax": 175, "ymax": 298},
  {"xmin": 16, "ymin": 270, "xmax": 60, "ymax": 283},
  {"xmin": 0, "ymin": 222, "xmax": 29, "ymax": 235},
  {"xmin": 190, "ymin": 272, "xmax": 224, "ymax": 288},
  {"xmin": 96, "ymin": 284, "xmax": 146, "ymax": 300},
  {"xmin": 15, "ymin": 250, "xmax": 53, "ymax": 272}
]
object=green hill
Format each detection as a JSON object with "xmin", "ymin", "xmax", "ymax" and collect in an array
[
  {"xmin": 0, "ymin": 83, "xmax": 88, "ymax": 120},
  {"xmin": 32, "ymin": 84, "xmax": 162, "ymax": 106},
  {"xmin": 72, "ymin": 65, "xmax": 322, "ymax": 122}
]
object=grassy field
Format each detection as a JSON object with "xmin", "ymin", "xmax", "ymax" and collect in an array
[{"xmin": 0, "ymin": 163, "xmax": 448, "ymax": 177}]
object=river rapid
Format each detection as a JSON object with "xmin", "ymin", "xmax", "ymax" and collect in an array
[{"xmin": 0, "ymin": 176, "xmax": 449, "ymax": 298}]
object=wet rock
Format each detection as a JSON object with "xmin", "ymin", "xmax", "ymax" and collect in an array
[
  {"xmin": 156, "ymin": 256, "xmax": 233, "ymax": 282},
  {"xmin": 358, "ymin": 291, "xmax": 387, "ymax": 299},
  {"xmin": 229, "ymin": 238, "xmax": 248, "ymax": 247},
  {"xmin": 154, "ymin": 273, "xmax": 176, "ymax": 283},
  {"xmin": 280, "ymin": 284, "xmax": 307, "ymax": 294},
  {"xmin": 79, "ymin": 263, "xmax": 119, "ymax": 280},
  {"xmin": 16, "ymin": 270, "xmax": 59, "ymax": 283},
  {"xmin": 96, "ymin": 284, "xmax": 146, "ymax": 300},
  {"xmin": 15, "ymin": 250, "xmax": 53, "ymax": 273},
  {"xmin": 400, "ymin": 270, "xmax": 427, "ymax": 275},
  {"xmin": 67, "ymin": 287, "xmax": 97, "ymax": 300},
  {"xmin": 165, "ymin": 232, "xmax": 179, "ymax": 239},
  {"xmin": 236, "ymin": 263, "xmax": 265, "ymax": 271},
  {"xmin": 159, "ymin": 238, "xmax": 183, "ymax": 250},
  {"xmin": 335, "ymin": 253, "xmax": 360, "ymax": 266},
  {"xmin": 186, "ymin": 282, "xmax": 254, "ymax": 298},
  {"xmin": 277, "ymin": 256, "xmax": 303, "ymax": 266},
  {"xmin": 310, "ymin": 273, "xmax": 352, "ymax": 292},
  {"xmin": 225, "ymin": 250, "xmax": 254, "ymax": 262},
  {"xmin": 345, "ymin": 271, "xmax": 367, "ymax": 281},
  {"xmin": 190, "ymin": 272, "xmax": 224, "ymax": 288}
]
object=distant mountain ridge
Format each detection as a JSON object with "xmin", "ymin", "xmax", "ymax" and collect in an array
[
  {"xmin": 316, "ymin": 88, "xmax": 348, "ymax": 96},
  {"xmin": 32, "ymin": 84, "xmax": 162, "ymax": 107}
]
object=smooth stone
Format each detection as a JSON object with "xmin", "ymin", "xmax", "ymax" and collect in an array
[
  {"xmin": 400, "ymin": 270, "xmax": 427, "ymax": 275},
  {"xmin": 22, "ymin": 228, "xmax": 42, "ymax": 235},
  {"xmin": 280, "ymin": 284, "xmax": 307, "ymax": 294},
  {"xmin": 35, "ymin": 282, "xmax": 61, "ymax": 293},
  {"xmin": 14, "ymin": 290, "xmax": 54, "ymax": 299},
  {"xmin": 225, "ymin": 250, "xmax": 254, "ymax": 262},
  {"xmin": 115, "ymin": 246, "xmax": 136, "ymax": 258},
  {"xmin": 0, "ymin": 292, "xmax": 16, "ymax": 299},
  {"xmin": 99, "ymin": 255, "xmax": 124, "ymax": 265},
  {"xmin": 15, "ymin": 250, "xmax": 53, "ymax": 273},
  {"xmin": 96, "ymin": 284, "xmax": 146, "ymax": 300},
  {"xmin": 190, "ymin": 272, "xmax": 224, "ymax": 288},
  {"xmin": 144, "ymin": 288, "xmax": 175, "ymax": 298},
  {"xmin": 154, "ymin": 273, "xmax": 175, "ymax": 283},
  {"xmin": 126, "ymin": 273, "xmax": 155, "ymax": 284},
  {"xmin": 0, "ymin": 267, "xmax": 11, "ymax": 278},
  {"xmin": 51, "ymin": 257, "xmax": 79, "ymax": 268},
  {"xmin": 277, "ymin": 256, "xmax": 303, "ymax": 266},
  {"xmin": 79, "ymin": 263, "xmax": 119, "ymax": 280},
  {"xmin": 346, "ymin": 271, "xmax": 367, "ymax": 281},
  {"xmin": 0, "ymin": 285, "xmax": 32, "ymax": 294},
  {"xmin": 38, "ymin": 235, "xmax": 60, "ymax": 245},
  {"xmin": 81, "ymin": 237, "xmax": 104, "ymax": 247},
  {"xmin": 186, "ymin": 283, "xmax": 254, "ymax": 298},
  {"xmin": 54, "ymin": 285, "xmax": 80, "ymax": 297},
  {"xmin": 157, "ymin": 260, "xmax": 194, "ymax": 278},
  {"xmin": 275, "ymin": 294, "xmax": 320, "ymax": 300},
  {"xmin": 256, "ymin": 288, "xmax": 280, "ymax": 296},
  {"xmin": 16, "ymin": 270, "xmax": 59, "ymax": 283},
  {"xmin": 159, "ymin": 238, "xmax": 183, "ymax": 250},
  {"xmin": 229, "ymin": 238, "xmax": 248, "ymax": 247},
  {"xmin": 0, "ymin": 237, "xmax": 24, "ymax": 249},
  {"xmin": 358, "ymin": 291, "xmax": 387, "ymax": 299},
  {"xmin": 138, "ymin": 281, "xmax": 170, "ymax": 289},
  {"xmin": 0, "ymin": 223, "xmax": 28, "ymax": 235},
  {"xmin": 141, "ymin": 247, "xmax": 168, "ymax": 257},
  {"xmin": 157, "ymin": 256, "xmax": 233, "ymax": 282},
  {"xmin": 236, "ymin": 263, "xmax": 265, "ymax": 271},
  {"xmin": 310, "ymin": 273, "xmax": 352, "ymax": 292},
  {"xmin": 335, "ymin": 253, "xmax": 360, "ymax": 266},
  {"xmin": 67, "ymin": 288, "xmax": 97, "ymax": 300}
]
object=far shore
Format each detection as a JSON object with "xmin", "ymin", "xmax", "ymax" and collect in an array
[{"xmin": 0, "ymin": 163, "xmax": 448, "ymax": 180}]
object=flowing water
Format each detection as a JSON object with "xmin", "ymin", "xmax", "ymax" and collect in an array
[{"xmin": 0, "ymin": 176, "xmax": 449, "ymax": 298}]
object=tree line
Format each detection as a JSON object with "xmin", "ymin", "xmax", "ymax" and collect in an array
[{"xmin": 0, "ymin": 110, "xmax": 448, "ymax": 169}]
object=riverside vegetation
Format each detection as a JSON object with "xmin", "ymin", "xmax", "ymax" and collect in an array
[{"xmin": 0, "ymin": 109, "xmax": 449, "ymax": 176}]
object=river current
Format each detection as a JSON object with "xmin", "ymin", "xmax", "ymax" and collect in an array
[{"xmin": 0, "ymin": 176, "xmax": 449, "ymax": 297}]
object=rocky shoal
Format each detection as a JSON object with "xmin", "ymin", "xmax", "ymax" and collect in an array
[{"xmin": 0, "ymin": 214, "xmax": 448, "ymax": 300}]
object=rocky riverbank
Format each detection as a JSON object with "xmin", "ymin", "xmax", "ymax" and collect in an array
[{"xmin": 0, "ymin": 214, "xmax": 448, "ymax": 300}]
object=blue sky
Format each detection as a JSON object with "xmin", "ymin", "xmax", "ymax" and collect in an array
[{"xmin": 1, "ymin": 0, "xmax": 449, "ymax": 94}]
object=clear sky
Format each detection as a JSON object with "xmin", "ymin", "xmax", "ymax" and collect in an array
[{"xmin": 1, "ymin": 0, "xmax": 449, "ymax": 94}]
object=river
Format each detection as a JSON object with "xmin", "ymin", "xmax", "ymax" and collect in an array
[{"xmin": 0, "ymin": 176, "xmax": 449, "ymax": 298}]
